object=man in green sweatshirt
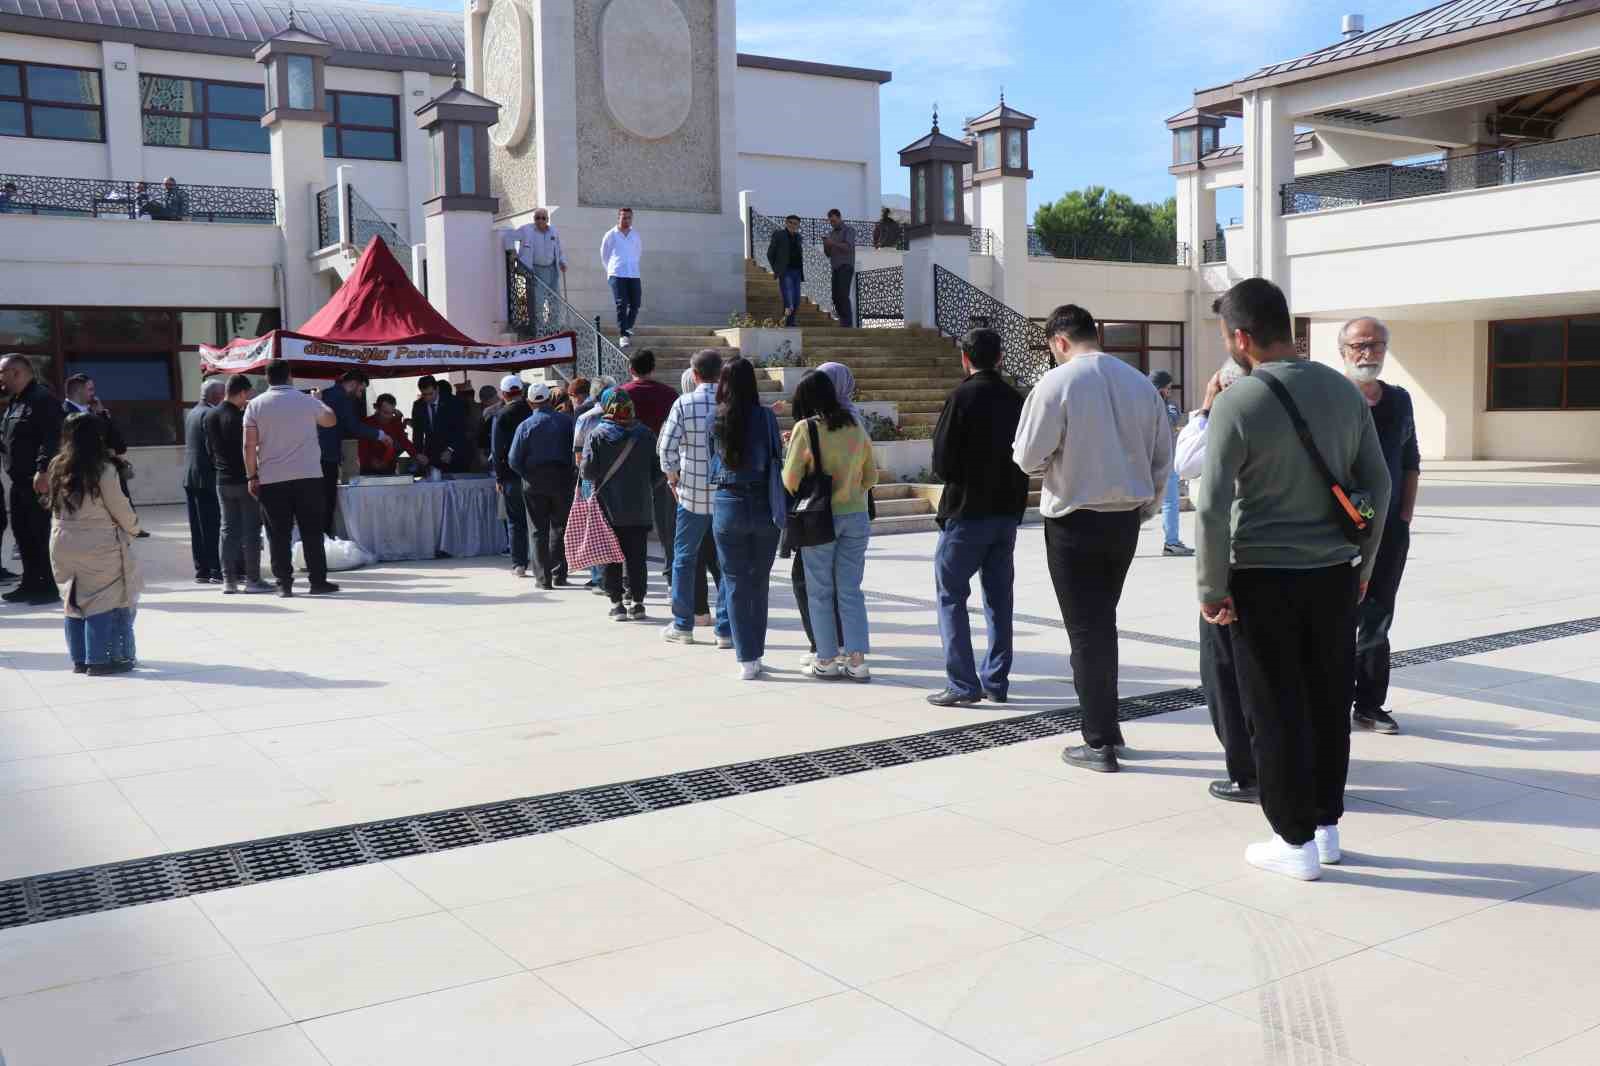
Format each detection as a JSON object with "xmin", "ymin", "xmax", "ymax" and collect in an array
[{"xmin": 1196, "ymin": 278, "xmax": 1391, "ymax": 882}]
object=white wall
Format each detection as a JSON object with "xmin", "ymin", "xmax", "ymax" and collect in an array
[
  {"xmin": 734, "ymin": 64, "xmax": 880, "ymax": 219},
  {"xmin": 1022, "ymin": 259, "xmax": 1190, "ymax": 322}
]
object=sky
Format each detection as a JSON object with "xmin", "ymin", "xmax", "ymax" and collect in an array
[{"xmin": 392, "ymin": 0, "xmax": 1428, "ymax": 216}]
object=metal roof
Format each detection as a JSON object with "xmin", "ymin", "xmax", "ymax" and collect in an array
[
  {"xmin": 1244, "ymin": 0, "xmax": 1587, "ymax": 81},
  {"xmin": 0, "ymin": 0, "xmax": 464, "ymax": 64}
]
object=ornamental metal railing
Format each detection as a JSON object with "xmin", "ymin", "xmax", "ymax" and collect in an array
[
  {"xmin": 932, "ymin": 263, "xmax": 1051, "ymax": 388},
  {"xmin": 315, "ymin": 184, "xmax": 338, "ymax": 248},
  {"xmin": 1280, "ymin": 133, "xmax": 1600, "ymax": 214},
  {"xmin": 506, "ymin": 251, "xmax": 627, "ymax": 381},
  {"xmin": 1025, "ymin": 227, "xmax": 1188, "ymax": 266},
  {"xmin": 1201, "ymin": 234, "xmax": 1227, "ymax": 264},
  {"xmin": 347, "ymin": 185, "xmax": 406, "ymax": 267},
  {"xmin": 854, "ymin": 265, "xmax": 904, "ymax": 329},
  {"xmin": 0, "ymin": 173, "xmax": 275, "ymax": 223}
]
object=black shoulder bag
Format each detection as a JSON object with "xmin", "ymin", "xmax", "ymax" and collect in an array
[
  {"xmin": 786, "ymin": 418, "xmax": 836, "ymax": 548},
  {"xmin": 1258, "ymin": 372, "xmax": 1376, "ymax": 545}
]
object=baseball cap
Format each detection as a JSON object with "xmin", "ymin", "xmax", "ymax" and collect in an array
[
  {"xmin": 1148, "ymin": 370, "xmax": 1174, "ymax": 390},
  {"xmin": 527, "ymin": 382, "xmax": 551, "ymax": 403},
  {"xmin": 499, "ymin": 374, "xmax": 524, "ymax": 393}
]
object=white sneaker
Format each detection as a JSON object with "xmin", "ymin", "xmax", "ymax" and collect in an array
[
  {"xmin": 661, "ymin": 624, "xmax": 695, "ymax": 645},
  {"xmin": 799, "ymin": 651, "xmax": 816, "ymax": 669},
  {"xmin": 807, "ymin": 658, "xmax": 843, "ymax": 680},
  {"xmin": 1245, "ymin": 835, "xmax": 1322, "ymax": 881},
  {"xmin": 739, "ymin": 660, "xmax": 763, "ymax": 681},
  {"xmin": 716, "ymin": 635, "xmax": 734, "ymax": 650},
  {"xmin": 618, "ymin": 335, "xmax": 631, "ymax": 349},
  {"xmin": 1314, "ymin": 825, "xmax": 1342, "ymax": 865},
  {"xmin": 843, "ymin": 659, "xmax": 871, "ymax": 683}
]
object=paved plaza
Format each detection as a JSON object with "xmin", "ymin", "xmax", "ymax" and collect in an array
[{"xmin": 0, "ymin": 461, "xmax": 1598, "ymax": 1064}]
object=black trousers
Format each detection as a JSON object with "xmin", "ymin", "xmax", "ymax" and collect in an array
[
  {"xmin": 184, "ymin": 485, "xmax": 222, "ymax": 579},
  {"xmin": 525, "ymin": 488, "xmax": 572, "ymax": 583},
  {"xmin": 1043, "ymin": 508, "xmax": 1141, "ymax": 749},
  {"xmin": 321, "ymin": 461, "xmax": 342, "ymax": 536},
  {"xmin": 1229, "ymin": 564, "xmax": 1359, "ymax": 846},
  {"xmin": 792, "ymin": 549, "xmax": 842, "ymax": 654},
  {"xmin": 8, "ymin": 476, "xmax": 54, "ymax": 594},
  {"xmin": 831, "ymin": 265, "xmax": 855, "ymax": 327},
  {"xmin": 1355, "ymin": 520, "xmax": 1410, "ymax": 714},
  {"xmin": 258, "ymin": 477, "xmax": 328, "ymax": 589},
  {"xmin": 503, "ymin": 477, "xmax": 529, "ymax": 569},
  {"xmin": 604, "ymin": 525, "xmax": 649, "ymax": 604},
  {"xmin": 1200, "ymin": 616, "xmax": 1254, "ymax": 788}
]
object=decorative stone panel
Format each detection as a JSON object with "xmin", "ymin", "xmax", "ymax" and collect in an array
[{"xmin": 483, "ymin": 0, "xmax": 539, "ymax": 218}]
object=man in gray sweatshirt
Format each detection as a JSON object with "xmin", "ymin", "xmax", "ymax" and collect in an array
[
  {"xmin": 1197, "ymin": 278, "xmax": 1391, "ymax": 882},
  {"xmin": 1013, "ymin": 304, "xmax": 1173, "ymax": 774}
]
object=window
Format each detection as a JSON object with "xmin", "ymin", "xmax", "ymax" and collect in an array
[
  {"xmin": 458, "ymin": 125, "xmax": 476, "ymax": 196},
  {"xmin": 1489, "ymin": 315, "xmax": 1600, "ymax": 410},
  {"xmin": 287, "ymin": 56, "xmax": 315, "ymax": 111},
  {"xmin": 1005, "ymin": 128, "xmax": 1023, "ymax": 169},
  {"xmin": 942, "ymin": 164, "xmax": 956, "ymax": 222},
  {"xmin": 979, "ymin": 130, "xmax": 999, "ymax": 171},
  {"xmin": 0, "ymin": 61, "xmax": 103, "ymax": 142},
  {"xmin": 1174, "ymin": 128, "xmax": 1198, "ymax": 165},
  {"xmin": 323, "ymin": 90, "xmax": 400, "ymax": 161},
  {"xmin": 914, "ymin": 169, "xmax": 926, "ymax": 224},
  {"xmin": 140, "ymin": 75, "xmax": 267, "ymax": 153},
  {"xmin": 1099, "ymin": 320, "xmax": 1187, "ymax": 410}
]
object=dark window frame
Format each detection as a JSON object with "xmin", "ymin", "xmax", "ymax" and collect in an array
[
  {"xmin": 138, "ymin": 73, "xmax": 267, "ymax": 154},
  {"xmin": 0, "ymin": 59, "xmax": 105, "ymax": 143},
  {"xmin": 1100, "ymin": 320, "xmax": 1187, "ymax": 411},
  {"xmin": 1, "ymin": 305, "xmax": 278, "ymax": 445},
  {"xmin": 324, "ymin": 90, "xmax": 401, "ymax": 161},
  {"xmin": 1488, "ymin": 312, "xmax": 1600, "ymax": 411}
]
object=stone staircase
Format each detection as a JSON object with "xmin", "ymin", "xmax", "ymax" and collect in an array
[{"xmin": 870, "ymin": 476, "xmax": 1046, "ymax": 535}]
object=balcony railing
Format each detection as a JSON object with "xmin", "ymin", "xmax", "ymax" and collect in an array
[
  {"xmin": 1281, "ymin": 132, "xmax": 1600, "ymax": 214},
  {"xmin": 933, "ymin": 263, "xmax": 1052, "ymax": 389},
  {"xmin": 0, "ymin": 173, "xmax": 275, "ymax": 223},
  {"xmin": 506, "ymin": 251, "xmax": 627, "ymax": 381},
  {"xmin": 1201, "ymin": 234, "xmax": 1227, "ymax": 264},
  {"xmin": 1026, "ymin": 227, "xmax": 1189, "ymax": 266}
]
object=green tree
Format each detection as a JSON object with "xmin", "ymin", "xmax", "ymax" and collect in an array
[{"xmin": 1032, "ymin": 186, "xmax": 1178, "ymax": 258}]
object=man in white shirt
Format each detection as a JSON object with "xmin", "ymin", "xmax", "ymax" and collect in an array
[
  {"xmin": 504, "ymin": 209, "xmax": 567, "ymax": 334},
  {"xmin": 1011, "ymin": 303, "xmax": 1172, "ymax": 775},
  {"xmin": 600, "ymin": 207, "xmax": 643, "ymax": 348}
]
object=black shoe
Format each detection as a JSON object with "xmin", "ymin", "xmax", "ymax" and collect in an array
[
  {"xmin": 135, "ymin": 531, "xmax": 151, "ymax": 539},
  {"xmin": 553, "ymin": 575, "xmax": 569, "ymax": 587},
  {"xmin": 627, "ymin": 602, "xmax": 646, "ymax": 621},
  {"xmin": 984, "ymin": 690, "xmax": 1008, "ymax": 704},
  {"xmin": 307, "ymin": 582, "xmax": 341, "ymax": 595},
  {"xmin": 194, "ymin": 575, "xmax": 212, "ymax": 585},
  {"xmin": 0, "ymin": 567, "xmax": 18, "ymax": 584},
  {"xmin": 86, "ymin": 660, "xmax": 135, "ymax": 677},
  {"xmin": 208, "ymin": 575, "xmax": 225, "ymax": 585},
  {"xmin": 541, "ymin": 578, "xmax": 555, "ymax": 591},
  {"xmin": 277, "ymin": 585, "xmax": 294, "ymax": 598},
  {"xmin": 1353, "ymin": 708, "xmax": 1400, "ymax": 734},
  {"xmin": 1061, "ymin": 743, "xmax": 1119, "ymax": 773},
  {"xmin": 1209, "ymin": 779, "xmax": 1260, "ymax": 804},
  {"xmin": 608, "ymin": 603, "xmax": 628, "ymax": 621},
  {"xmin": 2, "ymin": 586, "xmax": 33, "ymax": 603},
  {"xmin": 24, "ymin": 592, "xmax": 60, "ymax": 607},
  {"xmin": 72, "ymin": 662, "xmax": 88, "ymax": 674},
  {"xmin": 926, "ymin": 688, "xmax": 981, "ymax": 707}
]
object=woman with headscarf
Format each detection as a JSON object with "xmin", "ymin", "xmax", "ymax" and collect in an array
[
  {"xmin": 788, "ymin": 361, "xmax": 864, "ymax": 665},
  {"xmin": 572, "ymin": 385, "xmax": 616, "ymax": 592},
  {"xmin": 783, "ymin": 369, "xmax": 878, "ymax": 681},
  {"xmin": 709, "ymin": 356, "xmax": 785, "ymax": 680},
  {"xmin": 47, "ymin": 413, "xmax": 142, "ymax": 674},
  {"xmin": 581, "ymin": 391, "xmax": 660, "ymax": 620}
]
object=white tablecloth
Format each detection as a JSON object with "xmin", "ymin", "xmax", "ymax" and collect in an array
[{"xmin": 336, "ymin": 479, "xmax": 507, "ymax": 562}]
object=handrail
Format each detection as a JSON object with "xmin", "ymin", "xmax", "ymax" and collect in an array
[
  {"xmin": 315, "ymin": 185, "xmax": 338, "ymax": 249},
  {"xmin": 748, "ymin": 206, "xmax": 850, "ymax": 324},
  {"xmin": 1280, "ymin": 131, "xmax": 1600, "ymax": 214},
  {"xmin": 0, "ymin": 172, "xmax": 275, "ymax": 223},
  {"xmin": 346, "ymin": 185, "xmax": 407, "ymax": 269},
  {"xmin": 506, "ymin": 251, "xmax": 628, "ymax": 381},
  {"xmin": 1201, "ymin": 234, "xmax": 1227, "ymax": 264},
  {"xmin": 1026, "ymin": 227, "xmax": 1188, "ymax": 266},
  {"xmin": 854, "ymin": 265, "xmax": 904, "ymax": 328},
  {"xmin": 932, "ymin": 263, "xmax": 1051, "ymax": 388}
]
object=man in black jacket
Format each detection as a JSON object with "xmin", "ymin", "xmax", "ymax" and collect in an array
[
  {"xmin": 1, "ymin": 354, "xmax": 63, "ymax": 605},
  {"xmin": 926, "ymin": 329, "xmax": 1029, "ymax": 706},
  {"xmin": 62, "ymin": 371, "xmax": 143, "ymax": 536},
  {"xmin": 489, "ymin": 375, "xmax": 534, "ymax": 576},
  {"xmin": 183, "ymin": 380, "xmax": 225, "ymax": 583},
  {"xmin": 411, "ymin": 375, "xmax": 467, "ymax": 473},
  {"xmin": 318, "ymin": 370, "xmax": 388, "ymax": 532},
  {"xmin": 766, "ymin": 215, "xmax": 804, "ymax": 327}
]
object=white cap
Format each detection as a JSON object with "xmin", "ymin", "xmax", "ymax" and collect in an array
[
  {"xmin": 499, "ymin": 373, "xmax": 524, "ymax": 393},
  {"xmin": 527, "ymin": 382, "xmax": 551, "ymax": 403}
]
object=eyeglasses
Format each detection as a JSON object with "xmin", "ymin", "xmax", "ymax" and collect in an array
[{"xmin": 1343, "ymin": 341, "xmax": 1387, "ymax": 355}]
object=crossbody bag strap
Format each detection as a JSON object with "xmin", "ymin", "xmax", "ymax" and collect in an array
[
  {"xmin": 1258, "ymin": 372, "xmax": 1340, "ymax": 490},
  {"xmin": 597, "ymin": 435, "xmax": 637, "ymax": 491}
]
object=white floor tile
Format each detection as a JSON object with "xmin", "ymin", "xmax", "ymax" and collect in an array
[
  {"xmin": 802, "ymin": 808, "xmax": 1045, "ymax": 881},
  {"xmin": 561, "ymin": 804, "xmax": 785, "ymax": 872},
  {"xmin": 639, "ymin": 838, "xmax": 897, "ymax": 924},
  {"xmin": 386, "ymin": 833, "xmax": 619, "ymax": 909},
  {"xmin": 0, "ymin": 780, "xmax": 165, "ymax": 880},
  {"xmin": 1043, "ymin": 1004, "xmax": 1358, "ymax": 1065},
  {"xmin": 196, "ymin": 864, "xmax": 439, "ymax": 949},
  {"xmin": 107, "ymin": 1025, "xmax": 328, "ymax": 1065},
  {"xmin": 0, "ymin": 898, "xmax": 230, "ymax": 999}
]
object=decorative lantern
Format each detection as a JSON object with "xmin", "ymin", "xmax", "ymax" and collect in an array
[
  {"xmin": 898, "ymin": 107, "xmax": 975, "ymax": 238},
  {"xmin": 966, "ymin": 93, "xmax": 1035, "ymax": 182},
  {"xmin": 254, "ymin": 9, "xmax": 332, "ymax": 125},
  {"xmin": 414, "ymin": 70, "xmax": 501, "ymax": 213}
]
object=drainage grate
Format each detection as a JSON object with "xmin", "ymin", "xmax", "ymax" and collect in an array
[{"xmin": 2, "ymin": 615, "xmax": 1594, "ymax": 930}]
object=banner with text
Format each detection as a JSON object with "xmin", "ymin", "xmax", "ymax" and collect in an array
[{"xmin": 200, "ymin": 331, "xmax": 577, "ymax": 378}]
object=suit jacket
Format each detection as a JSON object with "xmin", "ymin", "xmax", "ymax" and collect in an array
[
  {"xmin": 182, "ymin": 401, "xmax": 216, "ymax": 491},
  {"xmin": 931, "ymin": 369, "xmax": 1028, "ymax": 527},
  {"xmin": 411, "ymin": 392, "xmax": 467, "ymax": 468},
  {"xmin": 63, "ymin": 402, "xmax": 127, "ymax": 455}
]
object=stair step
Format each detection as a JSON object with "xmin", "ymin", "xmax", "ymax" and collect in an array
[{"xmin": 872, "ymin": 497, "xmax": 932, "ymax": 518}]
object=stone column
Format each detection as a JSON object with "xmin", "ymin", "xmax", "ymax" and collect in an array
[
  {"xmin": 100, "ymin": 42, "xmax": 142, "ymax": 181},
  {"xmin": 268, "ymin": 121, "xmax": 330, "ymax": 324},
  {"xmin": 904, "ymin": 232, "xmax": 969, "ymax": 330},
  {"xmin": 1241, "ymin": 87, "xmax": 1295, "ymax": 290}
]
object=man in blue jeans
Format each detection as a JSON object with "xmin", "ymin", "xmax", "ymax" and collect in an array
[
  {"xmin": 926, "ymin": 329, "xmax": 1029, "ymax": 706},
  {"xmin": 600, "ymin": 207, "xmax": 643, "ymax": 347},
  {"xmin": 658, "ymin": 348, "xmax": 729, "ymax": 645},
  {"xmin": 766, "ymin": 214, "xmax": 805, "ymax": 326},
  {"xmin": 1151, "ymin": 370, "xmax": 1192, "ymax": 556}
]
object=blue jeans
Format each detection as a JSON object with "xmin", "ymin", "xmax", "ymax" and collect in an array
[
  {"xmin": 65, "ymin": 607, "xmax": 136, "ymax": 667},
  {"xmin": 1161, "ymin": 467, "xmax": 1181, "ymax": 545},
  {"xmin": 712, "ymin": 483, "xmax": 781, "ymax": 662},
  {"xmin": 801, "ymin": 510, "xmax": 871, "ymax": 660},
  {"xmin": 608, "ymin": 275, "xmax": 642, "ymax": 335},
  {"xmin": 935, "ymin": 516, "xmax": 1019, "ymax": 698},
  {"xmin": 778, "ymin": 270, "xmax": 803, "ymax": 326},
  {"xmin": 671, "ymin": 505, "xmax": 728, "ymax": 635}
]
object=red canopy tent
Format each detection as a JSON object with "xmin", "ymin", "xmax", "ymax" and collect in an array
[{"xmin": 200, "ymin": 237, "xmax": 575, "ymax": 378}]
